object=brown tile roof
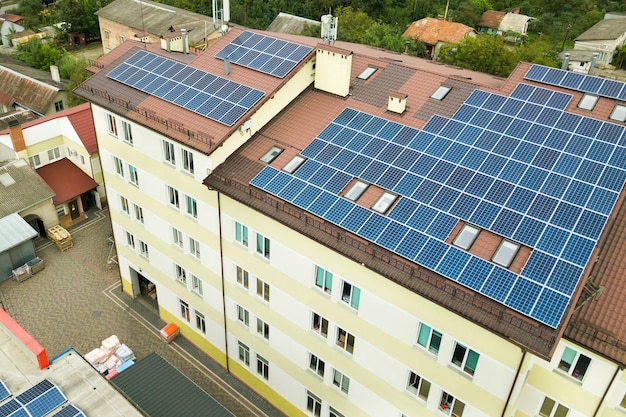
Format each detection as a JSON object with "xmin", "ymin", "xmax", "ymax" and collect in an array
[
  {"xmin": 0, "ymin": 14, "xmax": 23, "ymax": 24},
  {"xmin": 0, "ymin": 62, "xmax": 61, "ymax": 115},
  {"xmin": 36, "ymin": 158, "xmax": 97, "ymax": 205},
  {"xmin": 479, "ymin": 10, "xmax": 505, "ymax": 29},
  {"xmin": 0, "ymin": 159, "xmax": 55, "ymax": 217},
  {"xmin": 403, "ymin": 17, "xmax": 476, "ymax": 46}
]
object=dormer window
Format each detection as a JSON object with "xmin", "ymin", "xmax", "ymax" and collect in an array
[
  {"xmin": 344, "ymin": 180, "xmax": 368, "ymax": 201},
  {"xmin": 371, "ymin": 191, "xmax": 397, "ymax": 214},
  {"xmin": 260, "ymin": 146, "xmax": 283, "ymax": 163},
  {"xmin": 283, "ymin": 155, "xmax": 306, "ymax": 173},
  {"xmin": 358, "ymin": 66, "xmax": 377, "ymax": 80},
  {"xmin": 578, "ymin": 94, "xmax": 599, "ymax": 111},
  {"xmin": 431, "ymin": 86, "xmax": 451, "ymax": 100},
  {"xmin": 492, "ymin": 240, "xmax": 520, "ymax": 268},
  {"xmin": 609, "ymin": 104, "xmax": 626, "ymax": 122}
]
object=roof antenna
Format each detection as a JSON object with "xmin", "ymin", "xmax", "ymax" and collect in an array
[{"xmin": 321, "ymin": 10, "xmax": 337, "ymax": 45}]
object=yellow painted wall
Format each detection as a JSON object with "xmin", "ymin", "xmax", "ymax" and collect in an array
[
  {"xmin": 527, "ymin": 366, "xmax": 597, "ymax": 415},
  {"xmin": 314, "ymin": 48, "xmax": 352, "ymax": 97}
]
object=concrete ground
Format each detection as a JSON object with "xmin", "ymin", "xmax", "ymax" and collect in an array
[{"xmin": 0, "ymin": 208, "xmax": 284, "ymax": 417}]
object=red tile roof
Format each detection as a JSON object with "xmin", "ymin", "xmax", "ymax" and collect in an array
[
  {"xmin": 403, "ymin": 17, "xmax": 476, "ymax": 46},
  {"xmin": 36, "ymin": 158, "xmax": 97, "ymax": 205},
  {"xmin": 0, "ymin": 14, "xmax": 23, "ymax": 24},
  {"xmin": 479, "ymin": 10, "xmax": 506, "ymax": 29}
]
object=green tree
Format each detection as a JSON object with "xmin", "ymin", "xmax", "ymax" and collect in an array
[
  {"xmin": 437, "ymin": 35, "xmax": 518, "ymax": 77},
  {"xmin": 363, "ymin": 22, "xmax": 406, "ymax": 52},
  {"xmin": 13, "ymin": 37, "xmax": 63, "ymax": 71},
  {"xmin": 56, "ymin": 0, "xmax": 103, "ymax": 37},
  {"xmin": 334, "ymin": 6, "xmax": 375, "ymax": 44}
]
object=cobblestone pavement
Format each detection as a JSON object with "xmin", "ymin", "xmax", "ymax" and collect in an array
[{"xmin": 0, "ymin": 208, "xmax": 285, "ymax": 417}]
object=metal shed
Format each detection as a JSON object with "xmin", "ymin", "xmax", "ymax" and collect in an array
[{"xmin": 0, "ymin": 212, "xmax": 37, "ymax": 280}]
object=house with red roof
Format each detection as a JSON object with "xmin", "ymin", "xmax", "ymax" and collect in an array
[{"xmin": 403, "ymin": 17, "xmax": 476, "ymax": 59}]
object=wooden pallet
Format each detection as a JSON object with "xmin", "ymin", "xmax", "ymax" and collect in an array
[{"xmin": 48, "ymin": 225, "xmax": 73, "ymax": 251}]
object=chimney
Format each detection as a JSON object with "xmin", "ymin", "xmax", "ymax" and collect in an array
[
  {"xmin": 561, "ymin": 53, "xmax": 570, "ymax": 70},
  {"xmin": 8, "ymin": 120, "xmax": 26, "ymax": 152},
  {"xmin": 50, "ymin": 65, "xmax": 60, "ymax": 83},
  {"xmin": 388, "ymin": 91, "xmax": 408, "ymax": 114},
  {"xmin": 181, "ymin": 28, "xmax": 188, "ymax": 55},
  {"xmin": 588, "ymin": 52, "xmax": 599, "ymax": 75}
]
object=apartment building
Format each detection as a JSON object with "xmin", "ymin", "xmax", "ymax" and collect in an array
[{"xmin": 75, "ymin": 27, "xmax": 626, "ymax": 417}]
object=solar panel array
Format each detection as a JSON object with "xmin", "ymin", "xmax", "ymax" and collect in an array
[
  {"xmin": 251, "ymin": 83, "xmax": 626, "ymax": 328},
  {"xmin": 215, "ymin": 31, "xmax": 313, "ymax": 78},
  {"xmin": 0, "ymin": 381, "xmax": 9, "ymax": 403},
  {"xmin": 50, "ymin": 404, "xmax": 86, "ymax": 417},
  {"xmin": 525, "ymin": 64, "xmax": 626, "ymax": 101},
  {"xmin": 0, "ymin": 379, "xmax": 66, "ymax": 417},
  {"xmin": 107, "ymin": 50, "xmax": 265, "ymax": 126}
]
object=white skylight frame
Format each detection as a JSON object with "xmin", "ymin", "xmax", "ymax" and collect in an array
[
  {"xmin": 283, "ymin": 155, "xmax": 306, "ymax": 174},
  {"xmin": 357, "ymin": 66, "xmax": 378, "ymax": 80},
  {"xmin": 431, "ymin": 86, "xmax": 452, "ymax": 100},
  {"xmin": 578, "ymin": 93, "xmax": 599, "ymax": 111},
  {"xmin": 371, "ymin": 191, "xmax": 398, "ymax": 214},
  {"xmin": 609, "ymin": 104, "xmax": 626, "ymax": 122},
  {"xmin": 492, "ymin": 240, "xmax": 520, "ymax": 268},
  {"xmin": 260, "ymin": 146, "xmax": 284, "ymax": 163},
  {"xmin": 344, "ymin": 180, "xmax": 368, "ymax": 201},
  {"xmin": 452, "ymin": 224, "xmax": 480, "ymax": 250}
]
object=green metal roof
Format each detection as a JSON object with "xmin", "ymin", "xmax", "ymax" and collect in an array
[{"xmin": 110, "ymin": 352, "xmax": 235, "ymax": 417}]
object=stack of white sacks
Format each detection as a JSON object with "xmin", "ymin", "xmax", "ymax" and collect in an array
[{"xmin": 84, "ymin": 335, "xmax": 135, "ymax": 375}]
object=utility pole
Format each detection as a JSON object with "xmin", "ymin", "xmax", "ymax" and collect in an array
[{"xmin": 444, "ymin": 0, "xmax": 450, "ymax": 20}]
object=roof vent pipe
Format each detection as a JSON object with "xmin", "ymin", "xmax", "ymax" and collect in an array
[
  {"xmin": 224, "ymin": 57, "xmax": 230, "ymax": 75},
  {"xmin": 561, "ymin": 53, "xmax": 570, "ymax": 70},
  {"xmin": 588, "ymin": 52, "xmax": 599, "ymax": 75},
  {"xmin": 181, "ymin": 28, "xmax": 188, "ymax": 55}
]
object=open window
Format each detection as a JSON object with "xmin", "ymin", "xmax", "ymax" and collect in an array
[
  {"xmin": 492, "ymin": 239, "xmax": 520, "ymax": 268},
  {"xmin": 452, "ymin": 224, "xmax": 480, "ymax": 250}
]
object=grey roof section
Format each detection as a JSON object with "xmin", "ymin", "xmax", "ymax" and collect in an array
[
  {"xmin": 0, "ymin": 212, "xmax": 36, "ymax": 252},
  {"xmin": 111, "ymin": 352, "xmax": 235, "ymax": 417},
  {"xmin": 575, "ymin": 18, "xmax": 626, "ymax": 41},
  {"xmin": 266, "ymin": 12, "xmax": 320, "ymax": 35},
  {"xmin": 351, "ymin": 64, "xmax": 416, "ymax": 107},
  {"xmin": 559, "ymin": 49, "xmax": 598, "ymax": 61},
  {"xmin": 96, "ymin": 0, "xmax": 216, "ymax": 44},
  {"xmin": 0, "ymin": 159, "xmax": 55, "ymax": 218}
]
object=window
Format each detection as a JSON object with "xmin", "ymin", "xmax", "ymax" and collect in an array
[
  {"xmin": 125, "ymin": 231, "xmax": 135, "ymax": 248},
  {"xmin": 492, "ymin": 239, "xmax": 520, "ymax": 268},
  {"xmin": 306, "ymin": 391, "xmax": 322, "ymax": 417},
  {"xmin": 179, "ymin": 299, "xmax": 190, "ymax": 322},
  {"xmin": 189, "ymin": 237, "xmax": 200, "ymax": 259},
  {"xmin": 163, "ymin": 140, "xmax": 175, "ymax": 164},
  {"xmin": 175, "ymin": 264, "xmax": 187, "ymax": 285},
  {"xmin": 128, "ymin": 164, "xmax": 139, "ymax": 185},
  {"xmin": 191, "ymin": 275, "xmax": 203, "ymax": 296},
  {"xmin": 238, "ymin": 341, "xmax": 250, "ymax": 366},
  {"xmin": 406, "ymin": 371, "xmax": 431, "ymax": 401},
  {"xmin": 120, "ymin": 196, "xmax": 129, "ymax": 214},
  {"xmin": 54, "ymin": 99, "xmax": 64, "ymax": 110},
  {"xmin": 172, "ymin": 227, "xmax": 183, "ymax": 248},
  {"xmin": 453, "ymin": 224, "xmax": 480, "ymax": 250},
  {"xmin": 620, "ymin": 393, "xmax": 626, "ymax": 409},
  {"xmin": 133, "ymin": 204, "xmax": 144, "ymax": 223},
  {"xmin": 236, "ymin": 266, "xmax": 249, "ymax": 289},
  {"xmin": 139, "ymin": 240, "xmax": 149, "ymax": 258},
  {"xmin": 314, "ymin": 265, "xmax": 333, "ymax": 293},
  {"xmin": 194, "ymin": 311, "xmax": 206, "ymax": 334},
  {"xmin": 186, "ymin": 195, "xmax": 197, "ymax": 218},
  {"xmin": 47, "ymin": 147, "xmax": 60, "ymax": 161},
  {"xmin": 256, "ymin": 354, "xmax": 269, "ymax": 380},
  {"xmin": 104, "ymin": 30, "xmax": 110, "ymax": 39},
  {"xmin": 610, "ymin": 104, "xmax": 626, "ymax": 122},
  {"xmin": 311, "ymin": 312, "xmax": 328, "ymax": 338},
  {"xmin": 332, "ymin": 369, "xmax": 350, "ymax": 394},
  {"xmin": 56, "ymin": 206, "xmax": 65, "ymax": 217},
  {"xmin": 538, "ymin": 397, "xmax": 569, "ymax": 417},
  {"xmin": 558, "ymin": 346, "xmax": 591, "ymax": 381},
  {"xmin": 256, "ymin": 318, "xmax": 269, "ymax": 340},
  {"xmin": 439, "ymin": 392, "xmax": 465, "ymax": 417},
  {"xmin": 256, "ymin": 233, "xmax": 270, "ymax": 259},
  {"xmin": 357, "ymin": 66, "xmax": 377, "ymax": 80},
  {"xmin": 113, "ymin": 156, "xmax": 124, "ymax": 176},
  {"xmin": 417, "ymin": 323, "xmax": 442, "ymax": 355},
  {"xmin": 283, "ymin": 155, "xmax": 306, "ymax": 173},
  {"xmin": 256, "ymin": 278, "xmax": 270, "ymax": 302},
  {"xmin": 329, "ymin": 407, "xmax": 345, "ymax": 417},
  {"xmin": 237, "ymin": 305, "xmax": 249, "ymax": 326},
  {"xmin": 578, "ymin": 93, "xmax": 599, "ymax": 111},
  {"xmin": 260, "ymin": 146, "xmax": 283, "ymax": 163},
  {"xmin": 167, "ymin": 185, "xmax": 180, "ymax": 208},
  {"xmin": 451, "ymin": 343, "xmax": 480, "ymax": 376},
  {"xmin": 29, "ymin": 155, "xmax": 41, "ymax": 168},
  {"xmin": 341, "ymin": 281, "xmax": 361, "ymax": 309},
  {"xmin": 344, "ymin": 180, "xmax": 368, "ymax": 201},
  {"xmin": 336, "ymin": 328, "xmax": 355, "ymax": 354},
  {"xmin": 234, "ymin": 222, "xmax": 249, "ymax": 247},
  {"xmin": 431, "ymin": 85, "xmax": 451, "ymax": 100},
  {"xmin": 371, "ymin": 191, "xmax": 397, "ymax": 213},
  {"xmin": 308, "ymin": 353, "xmax": 325, "ymax": 377},
  {"xmin": 182, "ymin": 149, "xmax": 194, "ymax": 174},
  {"xmin": 106, "ymin": 113, "xmax": 118, "ymax": 136},
  {"xmin": 121, "ymin": 120, "xmax": 133, "ymax": 144}
]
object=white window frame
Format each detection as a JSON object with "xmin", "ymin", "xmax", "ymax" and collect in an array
[
  {"xmin": 238, "ymin": 341, "xmax": 250, "ymax": 366},
  {"xmin": 256, "ymin": 317, "xmax": 269, "ymax": 340},
  {"xmin": 306, "ymin": 391, "xmax": 322, "ymax": 417},
  {"xmin": 128, "ymin": 164, "xmax": 139, "ymax": 186},
  {"xmin": 179, "ymin": 299, "xmax": 190, "ymax": 322},
  {"xmin": 120, "ymin": 195, "xmax": 129, "ymax": 214},
  {"xmin": 417, "ymin": 322, "xmax": 442, "ymax": 355},
  {"xmin": 191, "ymin": 274, "xmax": 203, "ymax": 296},
  {"xmin": 453, "ymin": 224, "xmax": 481, "ymax": 250},
  {"xmin": 371, "ymin": 191, "xmax": 397, "ymax": 213},
  {"xmin": 256, "ymin": 354, "xmax": 269, "ymax": 380},
  {"xmin": 357, "ymin": 66, "xmax": 377, "ymax": 80},
  {"xmin": 125, "ymin": 231, "xmax": 135, "ymax": 248},
  {"xmin": 336, "ymin": 327, "xmax": 355, "ymax": 354},
  {"xmin": 344, "ymin": 180, "xmax": 368, "ymax": 201},
  {"xmin": 256, "ymin": 278, "xmax": 270, "ymax": 302},
  {"xmin": 167, "ymin": 185, "xmax": 180, "ymax": 209},
  {"xmin": 47, "ymin": 147, "xmax": 60, "ymax": 161},
  {"xmin": 186, "ymin": 195, "xmax": 197, "ymax": 218},
  {"xmin": 329, "ymin": 407, "xmax": 345, "ymax": 417},
  {"xmin": 133, "ymin": 204, "xmax": 144, "ymax": 224},
  {"xmin": 406, "ymin": 371, "xmax": 431, "ymax": 401},
  {"xmin": 139, "ymin": 240, "xmax": 149, "ymax": 258},
  {"xmin": 538, "ymin": 397, "xmax": 569, "ymax": 417},
  {"xmin": 113, "ymin": 156, "xmax": 124, "ymax": 176},
  {"xmin": 235, "ymin": 221, "xmax": 248, "ymax": 247},
  {"xmin": 610, "ymin": 104, "xmax": 626, "ymax": 122},
  {"xmin": 256, "ymin": 233, "xmax": 270, "ymax": 259},
  {"xmin": 431, "ymin": 85, "xmax": 452, "ymax": 100},
  {"xmin": 189, "ymin": 237, "xmax": 200, "ymax": 259},
  {"xmin": 557, "ymin": 346, "xmax": 591, "ymax": 382},
  {"xmin": 182, "ymin": 148, "xmax": 194, "ymax": 174},
  {"xmin": 340, "ymin": 280, "xmax": 361, "ymax": 310},
  {"xmin": 121, "ymin": 120, "xmax": 133, "ymax": 145},
  {"xmin": 311, "ymin": 312, "xmax": 328, "ymax": 338},
  {"xmin": 237, "ymin": 304, "xmax": 249, "ymax": 326},
  {"xmin": 308, "ymin": 353, "xmax": 325, "ymax": 378},
  {"xmin": 332, "ymin": 368, "xmax": 350, "ymax": 394},
  {"xmin": 314, "ymin": 265, "xmax": 333, "ymax": 294},
  {"xmin": 450, "ymin": 342, "xmax": 480, "ymax": 376},
  {"xmin": 236, "ymin": 265, "xmax": 249, "ymax": 289},
  {"xmin": 172, "ymin": 227, "xmax": 183, "ymax": 248},
  {"xmin": 283, "ymin": 155, "xmax": 306, "ymax": 173},
  {"xmin": 175, "ymin": 264, "xmax": 187, "ymax": 286},
  {"xmin": 29, "ymin": 154, "xmax": 41, "ymax": 168},
  {"xmin": 439, "ymin": 392, "xmax": 465, "ymax": 417},
  {"xmin": 195, "ymin": 310, "xmax": 206, "ymax": 334},
  {"xmin": 163, "ymin": 140, "xmax": 176, "ymax": 165},
  {"xmin": 578, "ymin": 93, "xmax": 599, "ymax": 111},
  {"xmin": 492, "ymin": 239, "xmax": 520, "ymax": 268},
  {"xmin": 106, "ymin": 113, "xmax": 118, "ymax": 136}
]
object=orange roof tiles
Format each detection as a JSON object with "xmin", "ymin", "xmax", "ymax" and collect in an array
[{"xmin": 403, "ymin": 17, "xmax": 476, "ymax": 46}]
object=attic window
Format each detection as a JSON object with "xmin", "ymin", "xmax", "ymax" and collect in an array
[
  {"xmin": 578, "ymin": 94, "xmax": 599, "ymax": 111},
  {"xmin": 453, "ymin": 224, "xmax": 480, "ymax": 250},
  {"xmin": 283, "ymin": 155, "xmax": 306, "ymax": 173},
  {"xmin": 609, "ymin": 104, "xmax": 626, "ymax": 122},
  {"xmin": 371, "ymin": 191, "xmax": 397, "ymax": 214},
  {"xmin": 344, "ymin": 180, "xmax": 368, "ymax": 201},
  {"xmin": 260, "ymin": 146, "xmax": 283, "ymax": 163},
  {"xmin": 358, "ymin": 66, "xmax": 378, "ymax": 80},
  {"xmin": 492, "ymin": 240, "xmax": 520, "ymax": 268},
  {"xmin": 431, "ymin": 86, "xmax": 451, "ymax": 100}
]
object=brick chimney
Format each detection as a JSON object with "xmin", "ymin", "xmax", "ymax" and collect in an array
[{"xmin": 8, "ymin": 120, "xmax": 26, "ymax": 152}]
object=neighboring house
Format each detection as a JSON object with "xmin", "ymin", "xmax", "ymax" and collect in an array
[
  {"xmin": 96, "ymin": 0, "xmax": 217, "ymax": 55},
  {"xmin": 558, "ymin": 49, "xmax": 599, "ymax": 73},
  {"xmin": 403, "ymin": 17, "xmax": 476, "ymax": 59},
  {"xmin": 266, "ymin": 12, "xmax": 320, "ymax": 35},
  {"xmin": 75, "ymin": 26, "xmax": 626, "ymax": 417},
  {"xmin": 0, "ymin": 103, "xmax": 105, "ymax": 227},
  {"xmin": 0, "ymin": 110, "xmax": 36, "ymax": 130},
  {"xmin": 0, "ymin": 13, "xmax": 25, "ymax": 46},
  {"xmin": 6, "ymin": 29, "xmax": 47, "ymax": 47},
  {"xmin": 478, "ymin": 9, "xmax": 534, "ymax": 38},
  {"xmin": 574, "ymin": 13, "xmax": 626, "ymax": 66},
  {"xmin": 0, "ymin": 55, "xmax": 68, "ymax": 117}
]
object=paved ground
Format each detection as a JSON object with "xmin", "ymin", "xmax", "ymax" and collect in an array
[{"xmin": 0, "ymin": 208, "xmax": 285, "ymax": 417}]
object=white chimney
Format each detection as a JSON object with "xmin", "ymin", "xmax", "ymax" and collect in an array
[
  {"xmin": 50, "ymin": 65, "xmax": 60, "ymax": 83},
  {"xmin": 388, "ymin": 91, "xmax": 407, "ymax": 114}
]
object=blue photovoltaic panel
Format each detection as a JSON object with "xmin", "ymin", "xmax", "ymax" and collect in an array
[
  {"xmin": 16, "ymin": 380, "xmax": 66, "ymax": 417},
  {"xmin": 51, "ymin": 404, "xmax": 86, "ymax": 417},
  {"xmin": 250, "ymin": 99, "xmax": 626, "ymax": 328},
  {"xmin": 0, "ymin": 381, "xmax": 9, "ymax": 402},
  {"xmin": 107, "ymin": 50, "xmax": 264, "ymax": 126},
  {"xmin": 215, "ymin": 31, "xmax": 313, "ymax": 78}
]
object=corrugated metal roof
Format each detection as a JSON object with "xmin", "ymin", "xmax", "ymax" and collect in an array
[
  {"xmin": 111, "ymin": 352, "xmax": 235, "ymax": 417},
  {"xmin": 266, "ymin": 12, "xmax": 320, "ymax": 35},
  {"xmin": 0, "ymin": 159, "xmax": 55, "ymax": 218},
  {"xmin": 0, "ymin": 212, "xmax": 37, "ymax": 252}
]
